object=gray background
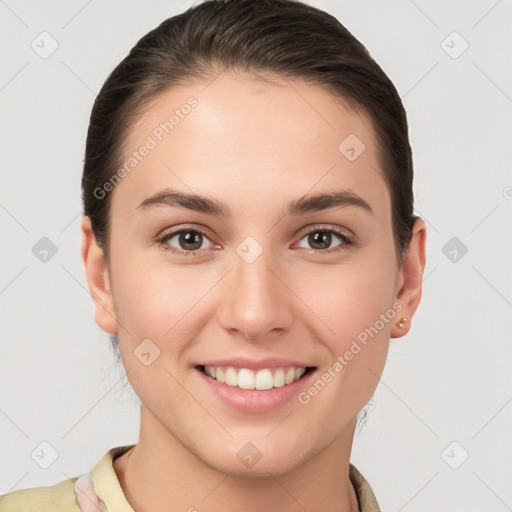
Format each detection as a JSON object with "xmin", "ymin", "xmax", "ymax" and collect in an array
[{"xmin": 1, "ymin": 1, "xmax": 511, "ymax": 510}]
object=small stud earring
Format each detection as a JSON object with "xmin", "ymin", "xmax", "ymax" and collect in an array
[{"xmin": 396, "ymin": 317, "xmax": 408, "ymax": 328}]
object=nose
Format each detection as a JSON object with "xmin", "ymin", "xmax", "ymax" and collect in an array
[{"xmin": 216, "ymin": 242, "xmax": 294, "ymax": 342}]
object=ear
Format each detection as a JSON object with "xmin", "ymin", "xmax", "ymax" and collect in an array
[
  {"xmin": 81, "ymin": 216, "xmax": 118, "ymax": 334},
  {"xmin": 391, "ymin": 217, "xmax": 427, "ymax": 339}
]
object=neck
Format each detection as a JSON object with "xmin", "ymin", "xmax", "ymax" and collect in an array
[{"xmin": 114, "ymin": 406, "xmax": 360, "ymax": 512}]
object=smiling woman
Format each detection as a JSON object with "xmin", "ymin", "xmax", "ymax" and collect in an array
[{"xmin": 0, "ymin": 0, "xmax": 427, "ymax": 511}]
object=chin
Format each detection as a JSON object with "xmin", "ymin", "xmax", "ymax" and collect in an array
[{"xmin": 199, "ymin": 439, "xmax": 311, "ymax": 478}]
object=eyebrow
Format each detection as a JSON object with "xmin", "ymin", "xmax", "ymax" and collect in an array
[{"xmin": 136, "ymin": 187, "xmax": 373, "ymax": 217}]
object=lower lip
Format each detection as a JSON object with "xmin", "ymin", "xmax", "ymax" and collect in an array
[{"xmin": 195, "ymin": 367, "xmax": 317, "ymax": 413}]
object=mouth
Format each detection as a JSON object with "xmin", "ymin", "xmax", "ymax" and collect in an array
[{"xmin": 195, "ymin": 364, "xmax": 317, "ymax": 391}]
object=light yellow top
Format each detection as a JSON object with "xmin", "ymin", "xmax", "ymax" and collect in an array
[{"xmin": 0, "ymin": 444, "xmax": 381, "ymax": 511}]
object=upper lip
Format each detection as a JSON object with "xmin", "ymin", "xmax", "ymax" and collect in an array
[{"xmin": 196, "ymin": 357, "xmax": 316, "ymax": 371}]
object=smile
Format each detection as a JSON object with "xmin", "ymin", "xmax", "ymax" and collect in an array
[{"xmin": 197, "ymin": 365, "xmax": 316, "ymax": 390}]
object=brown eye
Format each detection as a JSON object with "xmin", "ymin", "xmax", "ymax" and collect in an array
[
  {"xmin": 296, "ymin": 225, "xmax": 355, "ymax": 254},
  {"xmin": 307, "ymin": 231, "xmax": 333, "ymax": 250},
  {"xmin": 157, "ymin": 227, "xmax": 214, "ymax": 255},
  {"xmin": 176, "ymin": 230, "xmax": 203, "ymax": 251}
]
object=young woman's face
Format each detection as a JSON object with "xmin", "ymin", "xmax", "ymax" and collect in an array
[{"xmin": 99, "ymin": 72, "xmax": 406, "ymax": 475}]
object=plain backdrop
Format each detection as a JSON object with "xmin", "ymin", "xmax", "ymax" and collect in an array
[{"xmin": 1, "ymin": 1, "xmax": 511, "ymax": 510}]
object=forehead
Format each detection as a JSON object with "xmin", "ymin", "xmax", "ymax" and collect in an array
[{"xmin": 111, "ymin": 71, "xmax": 389, "ymax": 218}]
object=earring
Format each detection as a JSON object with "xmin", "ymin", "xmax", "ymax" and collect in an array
[{"xmin": 396, "ymin": 317, "xmax": 408, "ymax": 328}]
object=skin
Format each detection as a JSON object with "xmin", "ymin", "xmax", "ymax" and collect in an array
[{"xmin": 81, "ymin": 71, "xmax": 426, "ymax": 512}]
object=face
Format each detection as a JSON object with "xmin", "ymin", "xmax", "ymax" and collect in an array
[{"xmin": 87, "ymin": 72, "xmax": 408, "ymax": 476}]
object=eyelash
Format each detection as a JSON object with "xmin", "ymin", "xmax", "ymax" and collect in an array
[{"xmin": 155, "ymin": 224, "xmax": 356, "ymax": 257}]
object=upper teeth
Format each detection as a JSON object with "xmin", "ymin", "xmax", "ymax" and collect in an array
[{"xmin": 203, "ymin": 366, "xmax": 307, "ymax": 390}]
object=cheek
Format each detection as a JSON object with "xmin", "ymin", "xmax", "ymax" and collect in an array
[
  {"xmin": 297, "ymin": 251, "xmax": 395, "ymax": 392},
  {"xmin": 109, "ymin": 241, "xmax": 180, "ymax": 334},
  {"xmin": 109, "ymin": 247, "xmax": 216, "ymax": 367},
  {"xmin": 299, "ymin": 252, "xmax": 396, "ymax": 339},
  {"xmin": 297, "ymin": 268, "xmax": 393, "ymax": 417}
]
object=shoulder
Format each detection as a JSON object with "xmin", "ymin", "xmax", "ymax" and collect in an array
[
  {"xmin": 0, "ymin": 444, "xmax": 135, "ymax": 512},
  {"xmin": 349, "ymin": 463, "xmax": 382, "ymax": 512},
  {"xmin": 0, "ymin": 477, "xmax": 81, "ymax": 512}
]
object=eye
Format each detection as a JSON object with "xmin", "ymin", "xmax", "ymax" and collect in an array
[
  {"xmin": 295, "ymin": 224, "xmax": 355, "ymax": 254},
  {"xmin": 156, "ymin": 224, "xmax": 356, "ymax": 257},
  {"xmin": 156, "ymin": 226, "xmax": 216, "ymax": 256}
]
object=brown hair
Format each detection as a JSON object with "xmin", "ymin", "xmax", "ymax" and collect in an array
[{"xmin": 82, "ymin": 0, "xmax": 418, "ymax": 268}]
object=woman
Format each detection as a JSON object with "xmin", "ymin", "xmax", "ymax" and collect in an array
[{"xmin": 0, "ymin": 0, "xmax": 426, "ymax": 510}]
